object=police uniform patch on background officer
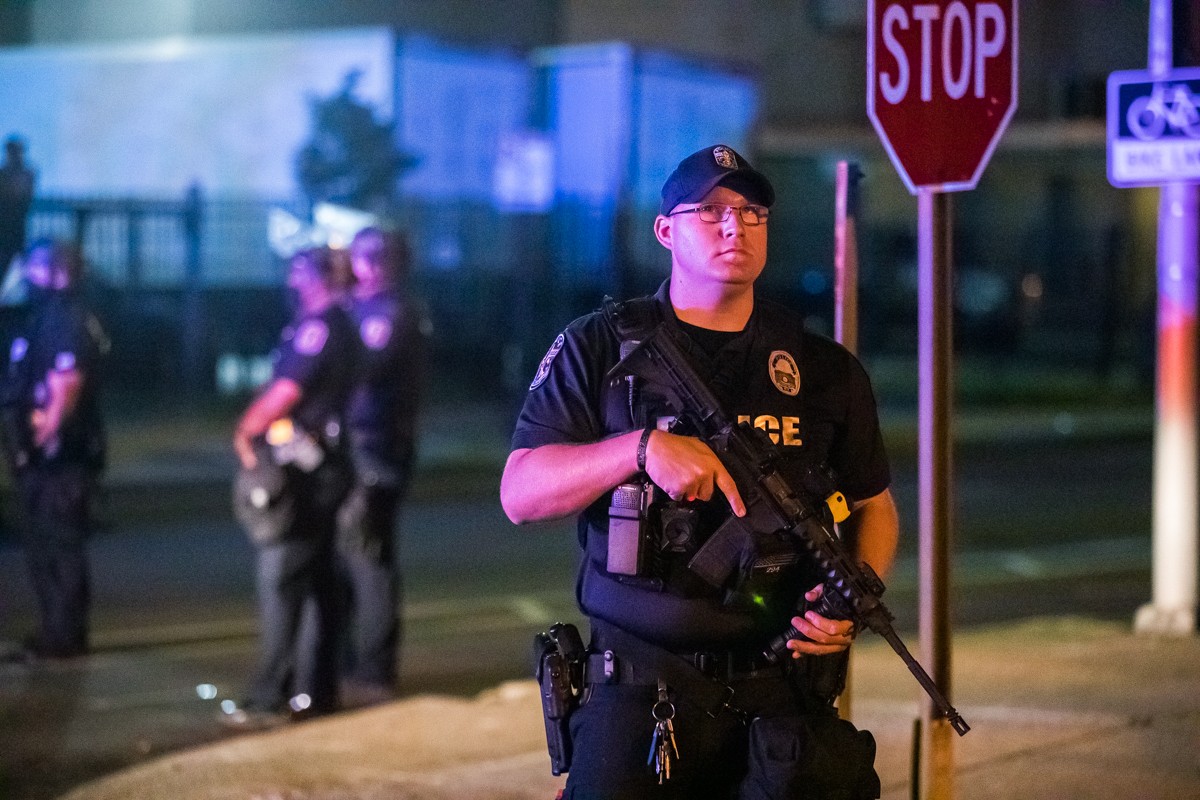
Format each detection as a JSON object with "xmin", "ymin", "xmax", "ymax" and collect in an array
[
  {"xmin": 294, "ymin": 320, "xmax": 329, "ymax": 356},
  {"xmin": 361, "ymin": 316, "xmax": 392, "ymax": 350},
  {"xmin": 530, "ymin": 333, "xmax": 565, "ymax": 390},
  {"xmin": 769, "ymin": 350, "xmax": 800, "ymax": 396},
  {"xmin": 713, "ymin": 145, "xmax": 738, "ymax": 169},
  {"xmin": 54, "ymin": 352, "xmax": 77, "ymax": 372}
]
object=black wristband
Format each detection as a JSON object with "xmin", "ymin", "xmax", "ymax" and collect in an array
[{"xmin": 636, "ymin": 427, "xmax": 653, "ymax": 472}]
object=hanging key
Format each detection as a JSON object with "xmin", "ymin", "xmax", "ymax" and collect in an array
[{"xmin": 650, "ymin": 681, "xmax": 679, "ymax": 783}]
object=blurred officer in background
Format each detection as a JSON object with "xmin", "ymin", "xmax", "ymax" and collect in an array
[
  {"xmin": 0, "ymin": 134, "xmax": 36, "ymax": 275},
  {"xmin": 1, "ymin": 238, "xmax": 107, "ymax": 661},
  {"xmin": 226, "ymin": 245, "xmax": 358, "ymax": 726},
  {"xmin": 334, "ymin": 226, "xmax": 427, "ymax": 706}
]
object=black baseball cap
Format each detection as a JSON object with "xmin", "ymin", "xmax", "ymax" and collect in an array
[{"xmin": 659, "ymin": 144, "xmax": 775, "ymax": 215}]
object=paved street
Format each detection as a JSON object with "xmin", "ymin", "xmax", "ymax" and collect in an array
[{"xmin": 0, "ymin": 403, "xmax": 1160, "ymax": 799}]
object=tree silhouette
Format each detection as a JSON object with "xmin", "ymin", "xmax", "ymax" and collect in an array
[{"xmin": 294, "ymin": 70, "xmax": 415, "ymax": 213}]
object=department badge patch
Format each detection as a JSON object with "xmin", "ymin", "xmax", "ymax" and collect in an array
[
  {"xmin": 54, "ymin": 351, "xmax": 77, "ymax": 372},
  {"xmin": 713, "ymin": 145, "xmax": 738, "ymax": 169},
  {"xmin": 769, "ymin": 350, "xmax": 800, "ymax": 396},
  {"xmin": 530, "ymin": 333, "xmax": 565, "ymax": 390},
  {"xmin": 361, "ymin": 316, "xmax": 392, "ymax": 350},
  {"xmin": 294, "ymin": 320, "xmax": 329, "ymax": 356}
]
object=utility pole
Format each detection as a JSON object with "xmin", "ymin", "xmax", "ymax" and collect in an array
[{"xmin": 1134, "ymin": 0, "xmax": 1200, "ymax": 637}]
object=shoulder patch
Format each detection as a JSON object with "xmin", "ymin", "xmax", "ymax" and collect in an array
[
  {"xmin": 9, "ymin": 337, "xmax": 27, "ymax": 363},
  {"xmin": 769, "ymin": 350, "xmax": 800, "ymax": 396},
  {"xmin": 360, "ymin": 315, "xmax": 393, "ymax": 350},
  {"xmin": 294, "ymin": 320, "xmax": 329, "ymax": 356},
  {"xmin": 54, "ymin": 351, "xmax": 77, "ymax": 372},
  {"xmin": 530, "ymin": 333, "xmax": 565, "ymax": 390}
]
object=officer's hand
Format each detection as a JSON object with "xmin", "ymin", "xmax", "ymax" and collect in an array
[
  {"xmin": 29, "ymin": 409, "xmax": 52, "ymax": 447},
  {"xmin": 643, "ymin": 430, "xmax": 745, "ymax": 516},
  {"xmin": 786, "ymin": 583, "xmax": 856, "ymax": 657}
]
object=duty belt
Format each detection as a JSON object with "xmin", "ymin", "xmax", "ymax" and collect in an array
[
  {"xmin": 584, "ymin": 625, "xmax": 790, "ymax": 719},
  {"xmin": 588, "ymin": 647, "xmax": 781, "ymax": 684}
]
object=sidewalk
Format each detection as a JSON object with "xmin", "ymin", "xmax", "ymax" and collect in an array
[{"xmin": 58, "ymin": 617, "xmax": 1200, "ymax": 800}]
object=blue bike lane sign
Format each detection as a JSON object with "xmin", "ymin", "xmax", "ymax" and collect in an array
[{"xmin": 1108, "ymin": 67, "xmax": 1200, "ymax": 187}]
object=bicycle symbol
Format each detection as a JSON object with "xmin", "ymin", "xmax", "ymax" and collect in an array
[{"xmin": 1127, "ymin": 81, "xmax": 1200, "ymax": 140}]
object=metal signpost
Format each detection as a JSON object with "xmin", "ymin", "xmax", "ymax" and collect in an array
[
  {"xmin": 867, "ymin": 2, "xmax": 1018, "ymax": 797},
  {"xmin": 1108, "ymin": 1, "xmax": 1199, "ymax": 638}
]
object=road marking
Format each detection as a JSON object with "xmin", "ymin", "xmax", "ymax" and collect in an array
[
  {"xmin": 88, "ymin": 688, "xmax": 206, "ymax": 712},
  {"xmin": 888, "ymin": 536, "xmax": 1149, "ymax": 591},
  {"xmin": 87, "ymin": 592, "xmax": 575, "ymax": 650},
  {"xmin": 83, "ymin": 538, "xmax": 1149, "ymax": 650},
  {"xmin": 507, "ymin": 596, "xmax": 554, "ymax": 623}
]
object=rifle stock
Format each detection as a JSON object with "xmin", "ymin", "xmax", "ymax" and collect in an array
[{"xmin": 609, "ymin": 323, "xmax": 970, "ymax": 736}]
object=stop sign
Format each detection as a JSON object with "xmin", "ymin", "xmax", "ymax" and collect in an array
[{"xmin": 867, "ymin": 0, "xmax": 1018, "ymax": 193}]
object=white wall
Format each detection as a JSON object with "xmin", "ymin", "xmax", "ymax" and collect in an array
[{"xmin": 0, "ymin": 27, "xmax": 394, "ymax": 197}]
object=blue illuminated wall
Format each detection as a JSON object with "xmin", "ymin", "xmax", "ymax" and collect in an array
[
  {"xmin": 0, "ymin": 29, "xmax": 759, "ymax": 289},
  {"xmin": 536, "ymin": 42, "xmax": 759, "ymax": 285},
  {"xmin": 0, "ymin": 28, "xmax": 394, "ymax": 196},
  {"xmin": 396, "ymin": 36, "xmax": 532, "ymax": 201}
]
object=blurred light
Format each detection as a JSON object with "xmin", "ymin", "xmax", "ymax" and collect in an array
[
  {"xmin": 247, "ymin": 356, "xmax": 273, "ymax": 388},
  {"xmin": 801, "ymin": 269, "xmax": 829, "ymax": 296},
  {"xmin": 289, "ymin": 693, "xmax": 312, "ymax": 712},
  {"xmin": 267, "ymin": 208, "xmax": 314, "ymax": 259},
  {"xmin": 493, "ymin": 132, "xmax": 555, "ymax": 213},
  {"xmin": 216, "ymin": 353, "xmax": 274, "ymax": 395},
  {"xmin": 430, "ymin": 231, "xmax": 463, "ymax": 270},
  {"xmin": 269, "ymin": 204, "xmax": 378, "ymax": 258},
  {"xmin": 216, "ymin": 354, "xmax": 242, "ymax": 395},
  {"xmin": 1021, "ymin": 273, "xmax": 1044, "ymax": 300},
  {"xmin": 1053, "ymin": 412, "xmax": 1076, "ymax": 436},
  {"xmin": 312, "ymin": 203, "xmax": 377, "ymax": 247},
  {"xmin": 219, "ymin": 698, "xmax": 237, "ymax": 714},
  {"xmin": 0, "ymin": 258, "xmax": 26, "ymax": 306},
  {"xmin": 956, "ymin": 269, "xmax": 1009, "ymax": 317},
  {"xmin": 146, "ymin": 36, "xmax": 191, "ymax": 62},
  {"xmin": 195, "ymin": 683, "xmax": 218, "ymax": 700}
]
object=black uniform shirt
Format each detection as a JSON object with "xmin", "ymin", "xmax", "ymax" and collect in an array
[
  {"xmin": 4, "ymin": 292, "xmax": 105, "ymax": 465},
  {"xmin": 345, "ymin": 288, "xmax": 424, "ymax": 459},
  {"xmin": 273, "ymin": 301, "xmax": 359, "ymax": 437},
  {"xmin": 511, "ymin": 282, "xmax": 891, "ymax": 649}
]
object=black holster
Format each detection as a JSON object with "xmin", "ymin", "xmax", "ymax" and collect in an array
[{"xmin": 533, "ymin": 622, "xmax": 586, "ymax": 775}]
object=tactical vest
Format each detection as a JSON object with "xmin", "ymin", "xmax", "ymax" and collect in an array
[{"xmin": 577, "ymin": 291, "xmax": 827, "ymax": 650}]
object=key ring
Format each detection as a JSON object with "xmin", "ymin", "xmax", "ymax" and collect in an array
[{"xmin": 653, "ymin": 679, "xmax": 675, "ymax": 721}]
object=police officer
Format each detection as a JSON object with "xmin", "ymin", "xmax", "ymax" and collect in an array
[
  {"xmin": 226, "ymin": 245, "xmax": 358, "ymax": 726},
  {"xmin": 501, "ymin": 145, "xmax": 899, "ymax": 799},
  {"xmin": 0, "ymin": 134, "xmax": 36, "ymax": 275},
  {"xmin": 1, "ymin": 238, "xmax": 107, "ymax": 661},
  {"xmin": 334, "ymin": 226, "xmax": 426, "ymax": 705}
]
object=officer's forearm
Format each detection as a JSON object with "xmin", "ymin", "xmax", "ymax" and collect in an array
[
  {"xmin": 35, "ymin": 368, "xmax": 82, "ymax": 446},
  {"xmin": 845, "ymin": 487, "xmax": 900, "ymax": 580},
  {"xmin": 233, "ymin": 378, "xmax": 302, "ymax": 467},
  {"xmin": 501, "ymin": 431, "xmax": 643, "ymax": 524}
]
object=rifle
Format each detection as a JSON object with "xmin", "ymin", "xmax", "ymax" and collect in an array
[{"xmin": 607, "ymin": 317, "xmax": 970, "ymax": 736}]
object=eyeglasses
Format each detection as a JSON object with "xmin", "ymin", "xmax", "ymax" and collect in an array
[{"xmin": 668, "ymin": 203, "xmax": 770, "ymax": 225}]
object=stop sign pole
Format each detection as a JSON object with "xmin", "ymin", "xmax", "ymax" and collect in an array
[{"xmin": 867, "ymin": 3, "xmax": 1018, "ymax": 799}]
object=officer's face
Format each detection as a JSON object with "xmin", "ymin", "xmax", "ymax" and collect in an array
[
  {"xmin": 654, "ymin": 185, "xmax": 768, "ymax": 291},
  {"xmin": 23, "ymin": 247, "xmax": 57, "ymax": 290},
  {"xmin": 350, "ymin": 247, "xmax": 383, "ymax": 289},
  {"xmin": 287, "ymin": 255, "xmax": 325, "ymax": 311}
]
